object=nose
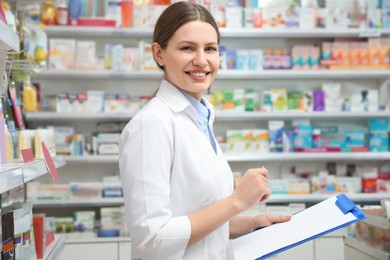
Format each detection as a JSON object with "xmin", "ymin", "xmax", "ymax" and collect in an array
[{"xmin": 192, "ymin": 50, "xmax": 207, "ymax": 67}]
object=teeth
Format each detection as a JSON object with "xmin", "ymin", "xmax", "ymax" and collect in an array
[{"xmin": 190, "ymin": 72, "xmax": 206, "ymax": 77}]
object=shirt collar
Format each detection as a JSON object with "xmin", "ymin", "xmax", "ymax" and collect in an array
[
  {"xmin": 178, "ymin": 88, "xmax": 209, "ymax": 125},
  {"xmin": 155, "ymin": 79, "xmax": 215, "ymax": 123}
]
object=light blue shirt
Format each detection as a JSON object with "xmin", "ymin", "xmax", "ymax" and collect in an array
[{"xmin": 178, "ymin": 88, "xmax": 217, "ymax": 154}]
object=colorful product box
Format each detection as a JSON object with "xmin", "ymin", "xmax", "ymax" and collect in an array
[
  {"xmin": 244, "ymin": 89, "xmax": 260, "ymax": 112},
  {"xmin": 233, "ymin": 89, "xmax": 245, "ymax": 111},
  {"xmin": 269, "ymin": 179, "xmax": 288, "ymax": 194},
  {"xmin": 268, "ymin": 120, "xmax": 285, "ymax": 153},
  {"xmin": 253, "ymin": 129, "xmax": 269, "ymax": 153},
  {"xmin": 313, "ymin": 90, "xmax": 325, "ymax": 111},
  {"xmin": 248, "ymin": 50, "xmax": 263, "ymax": 70},
  {"xmin": 225, "ymin": 7, "xmax": 243, "ymax": 28},
  {"xmin": 227, "ymin": 50, "xmax": 237, "ymax": 70},
  {"xmin": 293, "ymin": 125, "xmax": 313, "ymax": 149},
  {"xmin": 344, "ymin": 130, "xmax": 366, "ymax": 148},
  {"xmin": 236, "ymin": 50, "xmax": 250, "ymax": 70},
  {"xmin": 369, "ymin": 132, "xmax": 389, "ymax": 152},
  {"xmin": 271, "ymin": 88, "xmax": 288, "ymax": 112},
  {"xmin": 287, "ymin": 91, "xmax": 304, "ymax": 111},
  {"xmin": 288, "ymin": 179, "xmax": 310, "ymax": 194},
  {"xmin": 223, "ymin": 89, "xmax": 234, "ymax": 110},
  {"xmin": 226, "ymin": 130, "xmax": 244, "ymax": 154},
  {"xmin": 49, "ymin": 39, "xmax": 76, "ymax": 70},
  {"xmin": 334, "ymin": 177, "xmax": 362, "ymax": 193}
]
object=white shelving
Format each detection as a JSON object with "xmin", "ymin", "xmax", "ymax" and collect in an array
[
  {"xmin": 25, "ymin": 112, "xmax": 136, "ymax": 122},
  {"xmin": 59, "ymin": 152, "xmax": 390, "ymax": 164},
  {"xmin": 344, "ymin": 237, "xmax": 390, "ymax": 260},
  {"xmin": 45, "ymin": 26, "xmax": 390, "ymax": 38},
  {"xmin": 0, "ymin": 21, "xmax": 20, "ymax": 51},
  {"xmin": 215, "ymin": 111, "xmax": 390, "ymax": 121},
  {"xmin": 225, "ymin": 152, "xmax": 390, "ymax": 162},
  {"xmin": 32, "ymin": 69, "xmax": 390, "ymax": 80},
  {"xmin": 24, "ymin": 111, "xmax": 390, "ymax": 122},
  {"xmin": 0, "ymin": 158, "xmax": 65, "ymax": 194},
  {"xmin": 32, "ymin": 193, "xmax": 390, "ymax": 208},
  {"xmin": 40, "ymin": 235, "xmax": 66, "ymax": 260},
  {"xmin": 33, "ymin": 198, "xmax": 125, "ymax": 208},
  {"xmin": 65, "ymin": 236, "xmax": 131, "ymax": 244}
]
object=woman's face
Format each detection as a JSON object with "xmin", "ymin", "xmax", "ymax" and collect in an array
[{"xmin": 152, "ymin": 21, "xmax": 220, "ymax": 100}]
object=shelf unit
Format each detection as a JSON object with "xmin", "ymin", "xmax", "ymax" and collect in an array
[
  {"xmin": 44, "ymin": 26, "xmax": 390, "ymax": 38},
  {"xmin": 0, "ymin": 158, "xmax": 65, "ymax": 195},
  {"xmin": 32, "ymin": 69, "xmax": 390, "ymax": 80},
  {"xmin": 25, "ymin": 111, "xmax": 390, "ymax": 122},
  {"xmin": 32, "ymin": 193, "xmax": 390, "ymax": 208},
  {"xmin": 39, "ymin": 235, "xmax": 66, "ymax": 260},
  {"xmin": 344, "ymin": 237, "xmax": 390, "ymax": 260},
  {"xmin": 0, "ymin": 21, "xmax": 20, "ymax": 52},
  {"xmin": 58, "ymin": 152, "xmax": 390, "ymax": 164}
]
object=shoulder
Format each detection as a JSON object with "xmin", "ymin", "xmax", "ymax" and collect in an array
[{"xmin": 121, "ymin": 97, "xmax": 174, "ymax": 137}]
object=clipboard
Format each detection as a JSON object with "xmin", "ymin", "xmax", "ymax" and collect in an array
[{"xmin": 231, "ymin": 194, "xmax": 367, "ymax": 260}]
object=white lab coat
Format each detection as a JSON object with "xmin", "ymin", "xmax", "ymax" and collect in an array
[{"xmin": 119, "ymin": 80, "xmax": 234, "ymax": 259}]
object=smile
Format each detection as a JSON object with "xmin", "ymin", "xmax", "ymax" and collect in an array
[{"xmin": 186, "ymin": 71, "xmax": 210, "ymax": 77}]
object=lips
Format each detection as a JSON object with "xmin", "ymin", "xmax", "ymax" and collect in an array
[{"xmin": 186, "ymin": 70, "xmax": 211, "ymax": 78}]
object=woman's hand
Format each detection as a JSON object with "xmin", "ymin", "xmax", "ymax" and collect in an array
[
  {"xmin": 229, "ymin": 214, "xmax": 291, "ymax": 239},
  {"xmin": 251, "ymin": 214, "xmax": 291, "ymax": 229},
  {"xmin": 230, "ymin": 167, "xmax": 272, "ymax": 212}
]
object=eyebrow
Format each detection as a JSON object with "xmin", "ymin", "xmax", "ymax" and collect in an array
[{"xmin": 177, "ymin": 41, "xmax": 218, "ymax": 46}]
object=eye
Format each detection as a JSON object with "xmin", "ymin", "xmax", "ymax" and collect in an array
[
  {"xmin": 180, "ymin": 46, "xmax": 194, "ymax": 51},
  {"xmin": 206, "ymin": 46, "xmax": 218, "ymax": 53}
]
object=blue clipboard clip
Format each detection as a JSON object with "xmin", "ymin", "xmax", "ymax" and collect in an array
[{"xmin": 335, "ymin": 194, "xmax": 367, "ymax": 221}]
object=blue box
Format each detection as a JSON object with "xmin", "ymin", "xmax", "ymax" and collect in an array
[{"xmin": 344, "ymin": 130, "xmax": 366, "ymax": 148}]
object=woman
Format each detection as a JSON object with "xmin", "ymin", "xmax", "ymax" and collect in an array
[{"xmin": 119, "ymin": 2, "xmax": 291, "ymax": 259}]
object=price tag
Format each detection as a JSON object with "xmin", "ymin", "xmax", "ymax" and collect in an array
[
  {"xmin": 21, "ymin": 148, "xmax": 34, "ymax": 163},
  {"xmin": 42, "ymin": 142, "xmax": 59, "ymax": 183}
]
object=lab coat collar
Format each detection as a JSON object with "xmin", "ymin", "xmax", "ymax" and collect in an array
[{"xmin": 156, "ymin": 80, "xmax": 215, "ymax": 123}]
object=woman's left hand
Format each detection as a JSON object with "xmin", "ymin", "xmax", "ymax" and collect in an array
[
  {"xmin": 252, "ymin": 214, "xmax": 291, "ymax": 229},
  {"xmin": 229, "ymin": 214, "xmax": 291, "ymax": 239}
]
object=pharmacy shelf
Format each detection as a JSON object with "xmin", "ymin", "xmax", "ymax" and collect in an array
[
  {"xmin": 225, "ymin": 152, "xmax": 390, "ymax": 162},
  {"xmin": 267, "ymin": 193, "xmax": 390, "ymax": 203},
  {"xmin": 32, "ymin": 70, "xmax": 162, "ymax": 79},
  {"xmin": 363, "ymin": 214, "xmax": 390, "ymax": 230},
  {"xmin": 65, "ymin": 236, "xmax": 131, "ymax": 244},
  {"xmin": 25, "ymin": 111, "xmax": 390, "ymax": 122},
  {"xmin": 40, "ymin": 235, "xmax": 65, "ymax": 260},
  {"xmin": 344, "ymin": 237, "xmax": 390, "ymax": 260},
  {"xmin": 33, "ymin": 198, "xmax": 125, "ymax": 208},
  {"xmin": 32, "ymin": 69, "xmax": 390, "ymax": 80},
  {"xmin": 59, "ymin": 155, "xmax": 118, "ymax": 164},
  {"xmin": 32, "ymin": 193, "xmax": 389, "ymax": 208},
  {"xmin": 0, "ymin": 21, "xmax": 19, "ymax": 51},
  {"xmin": 59, "ymin": 152, "xmax": 390, "ymax": 164},
  {"xmin": 215, "ymin": 111, "xmax": 390, "ymax": 121},
  {"xmin": 0, "ymin": 158, "xmax": 65, "ymax": 194},
  {"xmin": 25, "ymin": 112, "xmax": 136, "ymax": 122},
  {"xmin": 45, "ymin": 26, "xmax": 390, "ymax": 38}
]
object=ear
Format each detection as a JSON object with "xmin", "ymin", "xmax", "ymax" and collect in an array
[{"xmin": 151, "ymin": 42, "xmax": 164, "ymax": 67}]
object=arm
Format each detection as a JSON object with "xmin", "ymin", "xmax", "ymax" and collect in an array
[
  {"xmin": 187, "ymin": 168, "xmax": 272, "ymax": 246},
  {"xmin": 120, "ymin": 112, "xmax": 191, "ymax": 259}
]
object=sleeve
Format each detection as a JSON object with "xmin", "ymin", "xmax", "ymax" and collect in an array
[{"xmin": 119, "ymin": 111, "xmax": 191, "ymax": 259}]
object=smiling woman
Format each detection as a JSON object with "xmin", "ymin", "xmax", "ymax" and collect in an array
[
  {"xmin": 119, "ymin": 2, "xmax": 290, "ymax": 260},
  {"xmin": 152, "ymin": 20, "xmax": 220, "ymax": 100}
]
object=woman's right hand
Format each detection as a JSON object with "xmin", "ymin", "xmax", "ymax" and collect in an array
[{"xmin": 230, "ymin": 167, "xmax": 271, "ymax": 212}]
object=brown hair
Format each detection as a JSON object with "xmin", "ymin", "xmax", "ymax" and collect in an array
[{"xmin": 153, "ymin": 2, "xmax": 220, "ymax": 70}]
